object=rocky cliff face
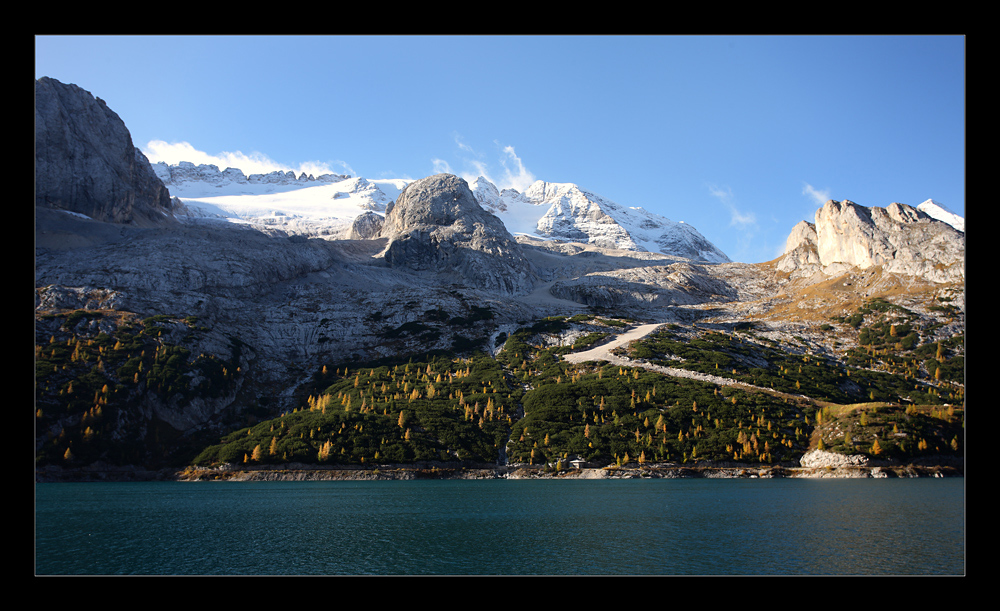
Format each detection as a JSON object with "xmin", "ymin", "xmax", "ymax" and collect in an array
[
  {"xmin": 35, "ymin": 77, "xmax": 174, "ymax": 226},
  {"xmin": 778, "ymin": 199, "xmax": 964, "ymax": 283},
  {"xmin": 380, "ymin": 174, "xmax": 538, "ymax": 295},
  {"xmin": 778, "ymin": 220, "xmax": 823, "ymax": 274}
]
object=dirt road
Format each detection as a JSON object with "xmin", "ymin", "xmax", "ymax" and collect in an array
[
  {"xmin": 563, "ymin": 322, "xmax": 791, "ymax": 396},
  {"xmin": 563, "ymin": 322, "xmax": 665, "ymax": 365}
]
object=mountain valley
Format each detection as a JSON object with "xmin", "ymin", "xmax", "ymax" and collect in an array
[{"xmin": 34, "ymin": 77, "xmax": 966, "ymax": 479}]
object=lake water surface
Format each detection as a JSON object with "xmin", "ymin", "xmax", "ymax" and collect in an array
[{"xmin": 35, "ymin": 477, "xmax": 964, "ymax": 575}]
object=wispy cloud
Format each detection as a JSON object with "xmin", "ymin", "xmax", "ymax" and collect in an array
[
  {"xmin": 142, "ymin": 140, "xmax": 348, "ymax": 178},
  {"xmin": 454, "ymin": 133, "xmax": 475, "ymax": 154},
  {"xmin": 435, "ymin": 136, "xmax": 537, "ymax": 192},
  {"xmin": 431, "ymin": 158, "xmax": 453, "ymax": 175},
  {"xmin": 706, "ymin": 184, "xmax": 762, "ymax": 262},
  {"xmin": 496, "ymin": 144, "xmax": 537, "ymax": 192},
  {"xmin": 708, "ymin": 184, "xmax": 757, "ymax": 229},
  {"xmin": 802, "ymin": 183, "xmax": 832, "ymax": 207}
]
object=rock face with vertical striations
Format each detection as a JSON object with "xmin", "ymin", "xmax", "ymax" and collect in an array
[
  {"xmin": 778, "ymin": 199, "xmax": 964, "ymax": 283},
  {"xmin": 379, "ymin": 173, "xmax": 537, "ymax": 295},
  {"xmin": 35, "ymin": 77, "xmax": 174, "ymax": 226}
]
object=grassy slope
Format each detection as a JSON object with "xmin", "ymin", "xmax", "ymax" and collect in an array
[{"xmin": 185, "ymin": 305, "xmax": 964, "ymax": 470}]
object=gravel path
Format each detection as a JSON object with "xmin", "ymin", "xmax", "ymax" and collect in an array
[
  {"xmin": 563, "ymin": 322, "xmax": 665, "ymax": 364},
  {"xmin": 564, "ymin": 322, "xmax": 803, "ymax": 398}
]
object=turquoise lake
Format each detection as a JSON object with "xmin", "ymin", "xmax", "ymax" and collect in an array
[{"xmin": 34, "ymin": 477, "xmax": 965, "ymax": 576}]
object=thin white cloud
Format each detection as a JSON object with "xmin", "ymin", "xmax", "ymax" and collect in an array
[
  {"xmin": 444, "ymin": 133, "xmax": 489, "ymax": 182},
  {"xmin": 326, "ymin": 160, "xmax": 357, "ymax": 178},
  {"xmin": 142, "ymin": 140, "xmax": 343, "ymax": 178},
  {"xmin": 497, "ymin": 144, "xmax": 537, "ymax": 192},
  {"xmin": 453, "ymin": 133, "xmax": 475, "ymax": 154},
  {"xmin": 802, "ymin": 183, "xmax": 832, "ymax": 207},
  {"xmin": 706, "ymin": 184, "xmax": 761, "ymax": 262},
  {"xmin": 434, "ymin": 138, "xmax": 537, "ymax": 192},
  {"xmin": 708, "ymin": 184, "xmax": 757, "ymax": 228},
  {"xmin": 431, "ymin": 158, "xmax": 453, "ymax": 175}
]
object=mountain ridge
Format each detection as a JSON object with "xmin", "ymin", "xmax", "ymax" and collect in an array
[
  {"xmin": 777, "ymin": 198, "xmax": 965, "ymax": 284},
  {"xmin": 33, "ymin": 77, "xmax": 965, "ymax": 473},
  {"xmin": 155, "ymin": 160, "xmax": 733, "ymax": 264}
]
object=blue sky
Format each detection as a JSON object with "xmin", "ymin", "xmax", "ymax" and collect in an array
[{"xmin": 35, "ymin": 35, "xmax": 965, "ymax": 263}]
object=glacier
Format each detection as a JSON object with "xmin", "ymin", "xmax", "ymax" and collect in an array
[{"xmin": 157, "ymin": 162, "xmax": 731, "ymax": 264}]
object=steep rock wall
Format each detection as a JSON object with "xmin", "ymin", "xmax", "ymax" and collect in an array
[
  {"xmin": 779, "ymin": 200, "xmax": 964, "ymax": 283},
  {"xmin": 35, "ymin": 77, "xmax": 174, "ymax": 226}
]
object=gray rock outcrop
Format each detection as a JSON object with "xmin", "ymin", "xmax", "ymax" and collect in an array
[
  {"xmin": 778, "ymin": 199, "xmax": 964, "ymax": 283},
  {"xmin": 35, "ymin": 77, "xmax": 174, "ymax": 226},
  {"xmin": 379, "ymin": 174, "xmax": 538, "ymax": 295},
  {"xmin": 348, "ymin": 211, "xmax": 385, "ymax": 240}
]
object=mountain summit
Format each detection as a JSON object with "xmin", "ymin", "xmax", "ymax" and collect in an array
[
  {"xmin": 157, "ymin": 161, "xmax": 731, "ymax": 264},
  {"xmin": 470, "ymin": 177, "xmax": 731, "ymax": 263},
  {"xmin": 379, "ymin": 173, "xmax": 537, "ymax": 295}
]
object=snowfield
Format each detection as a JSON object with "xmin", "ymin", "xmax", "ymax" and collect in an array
[
  {"xmin": 916, "ymin": 199, "xmax": 964, "ymax": 233},
  {"xmin": 158, "ymin": 161, "xmax": 406, "ymax": 225},
  {"xmin": 157, "ymin": 162, "xmax": 961, "ymax": 266},
  {"xmin": 158, "ymin": 162, "xmax": 734, "ymax": 263}
]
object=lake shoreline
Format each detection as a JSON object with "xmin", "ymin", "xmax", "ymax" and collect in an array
[{"xmin": 35, "ymin": 460, "xmax": 963, "ymax": 482}]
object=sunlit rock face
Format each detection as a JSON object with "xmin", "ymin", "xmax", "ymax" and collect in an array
[{"xmin": 779, "ymin": 199, "xmax": 964, "ymax": 283}]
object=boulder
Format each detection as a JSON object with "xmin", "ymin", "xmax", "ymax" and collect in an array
[{"xmin": 348, "ymin": 211, "xmax": 385, "ymax": 240}]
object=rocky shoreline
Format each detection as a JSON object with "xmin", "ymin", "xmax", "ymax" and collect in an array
[
  {"xmin": 36, "ymin": 453, "xmax": 963, "ymax": 483},
  {"xmin": 179, "ymin": 464, "xmax": 962, "ymax": 482}
]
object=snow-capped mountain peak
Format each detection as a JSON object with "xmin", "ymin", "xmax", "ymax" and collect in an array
[
  {"xmin": 916, "ymin": 199, "xmax": 964, "ymax": 233},
  {"xmin": 472, "ymin": 177, "xmax": 730, "ymax": 263},
  {"xmin": 468, "ymin": 176, "xmax": 505, "ymax": 213},
  {"xmin": 159, "ymin": 163, "xmax": 730, "ymax": 263}
]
